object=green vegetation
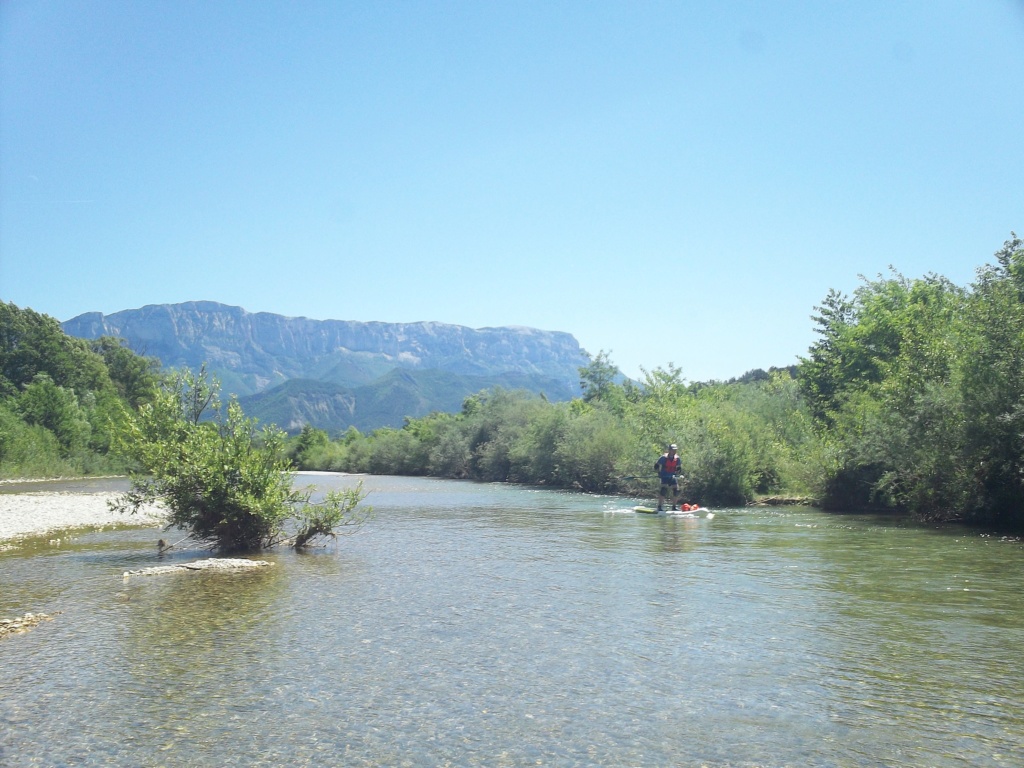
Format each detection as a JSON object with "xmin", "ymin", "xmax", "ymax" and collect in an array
[
  {"xmin": 5, "ymin": 233, "xmax": 1022, "ymax": 531},
  {"xmin": 238, "ymin": 368, "xmax": 581, "ymax": 434},
  {"xmin": 798, "ymin": 234, "xmax": 1024, "ymax": 528},
  {"xmin": 288, "ymin": 234, "xmax": 1024, "ymax": 530},
  {"xmin": 288, "ymin": 365, "xmax": 816, "ymax": 505},
  {"xmin": 111, "ymin": 367, "xmax": 369, "ymax": 551},
  {"xmin": 0, "ymin": 301, "xmax": 160, "ymax": 478}
]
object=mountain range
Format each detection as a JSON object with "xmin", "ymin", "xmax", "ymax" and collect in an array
[{"xmin": 61, "ymin": 301, "xmax": 589, "ymax": 433}]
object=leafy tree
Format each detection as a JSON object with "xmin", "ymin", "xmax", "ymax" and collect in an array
[
  {"xmin": 112, "ymin": 368, "xmax": 369, "ymax": 551},
  {"xmin": 953, "ymin": 233, "xmax": 1024, "ymax": 525},
  {"xmin": 464, "ymin": 388, "xmax": 542, "ymax": 481},
  {"xmin": 0, "ymin": 401, "xmax": 67, "ymax": 476},
  {"xmin": 0, "ymin": 302, "xmax": 160, "ymax": 476},
  {"xmin": 745, "ymin": 372, "xmax": 820, "ymax": 495},
  {"xmin": 507, "ymin": 403, "xmax": 569, "ymax": 483},
  {"xmin": 551, "ymin": 405, "xmax": 629, "ymax": 492},
  {"xmin": 0, "ymin": 302, "xmax": 111, "ymax": 398},
  {"xmin": 359, "ymin": 426, "xmax": 425, "ymax": 475},
  {"xmin": 16, "ymin": 373, "xmax": 91, "ymax": 457},
  {"xmin": 90, "ymin": 336, "xmax": 160, "ymax": 408},
  {"xmin": 794, "ymin": 236, "xmax": 1024, "ymax": 526},
  {"xmin": 579, "ymin": 350, "xmax": 618, "ymax": 401},
  {"xmin": 428, "ymin": 425, "xmax": 472, "ymax": 477},
  {"xmin": 290, "ymin": 424, "xmax": 331, "ymax": 467},
  {"xmin": 798, "ymin": 288, "xmax": 858, "ymax": 423}
]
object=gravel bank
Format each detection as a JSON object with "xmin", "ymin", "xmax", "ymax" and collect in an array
[
  {"xmin": 0, "ymin": 491, "xmax": 165, "ymax": 542},
  {"xmin": 0, "ymin": 471, "xmax": 342, "ymax": 543}
]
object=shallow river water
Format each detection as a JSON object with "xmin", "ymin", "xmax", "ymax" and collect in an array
[{"xmin": 2, "ymin": 474, "xmax": 1023, "ymax": 767}]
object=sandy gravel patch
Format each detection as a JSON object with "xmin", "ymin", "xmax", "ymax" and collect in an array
[
  {"xmin": 0, "ymin": 471, "xmax": 347, "ymax": 544},
  {"xmin": 122, "ymin": 558, "xmax": 272, "ymax": 579},
  {"xmin": 0, "ymin": 491, "xmax": 165, "ymax": 542}
]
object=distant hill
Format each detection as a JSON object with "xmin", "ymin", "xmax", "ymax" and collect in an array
[
  {"xmin": 62, "ymin": 301, "xmax": 589, "ymax": 433},
  {"xmin": 239, "ymin": 369, "xmax": 573, "ymax": 434}
]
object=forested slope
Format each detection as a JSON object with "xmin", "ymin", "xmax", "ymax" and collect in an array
[{"xmin": 0, "ymin": 302, "xmax": 159, "ymax": 478}]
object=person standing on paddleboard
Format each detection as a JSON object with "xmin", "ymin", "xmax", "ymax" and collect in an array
[{"xmin": 655, "ymin": 444, "xmax": 682, "ymax": 511}]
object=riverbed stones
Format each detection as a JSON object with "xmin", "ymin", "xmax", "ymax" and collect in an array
[
  {"xmin": 121, "ymin": 558, "xmax": 273, "ymax": 580},
  {"xmin": 0, "ymin": 612, "xmax": 61, "ymax": 639}
]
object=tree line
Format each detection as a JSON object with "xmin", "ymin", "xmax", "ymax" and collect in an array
[
  {"xmin": 2, "ymin": 233, "xmax": 1021, "ymax": 531},
  {"xmin": 287, "ymin": 234, "xmax": 1024, "ymax": 530}
]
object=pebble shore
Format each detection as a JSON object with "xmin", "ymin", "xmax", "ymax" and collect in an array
[
  {"xmin": 0, "ymin": 490, "xmax": 164, "ymax": 542},
  {"xmin": 0, "ymin": 471, "xmax": 341, "ymax": 544}
]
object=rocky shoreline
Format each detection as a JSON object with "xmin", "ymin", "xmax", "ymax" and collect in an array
[
  {"xmin": 0, "ymin": 471, "xmax": 346, "ymax": 545},
  {"xmin": 0, "ymin": 489, "xmax": 165, "ymax": 544}
]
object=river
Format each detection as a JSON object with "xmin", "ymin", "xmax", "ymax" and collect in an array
[{"xmin": 1, "ymin": 473, "xmax": 1022, "ymax": 767}]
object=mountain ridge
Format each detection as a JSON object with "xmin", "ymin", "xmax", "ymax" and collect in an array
[
  {"xmin": 61, "ymin": 301, "xmax": 589, "ymax": 432},
  {"xmin": 239, "ymin": 369, "xmax": 575, "ymax": 434}
]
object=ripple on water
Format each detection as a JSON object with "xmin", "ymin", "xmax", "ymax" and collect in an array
[{"xmin": 2, "ymin": 477, "xmax": 1023, "ymax": 767}]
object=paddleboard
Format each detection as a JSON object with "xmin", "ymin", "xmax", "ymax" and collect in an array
[{"xmin": 632, "ymin": 506, "xmax": 713, "ymax": 518}]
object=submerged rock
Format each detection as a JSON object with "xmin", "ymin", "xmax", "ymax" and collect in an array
[
  {"xmin": 122, "ymin": 558, "xmax": 273, "ymax": 580},
  {"xmin": 0, "ymin": 612, "xmax": 61, "ymax": 639}
]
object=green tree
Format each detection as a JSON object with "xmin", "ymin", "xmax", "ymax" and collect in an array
[
  {"xmin": 427, "ymin": 425, "xmax": 472, "ymax": 477},
  {"xmin": 953, "ymin": 233, "xmax": 1024, "ymax": 525},
  {"xmin": 0, "ymin": 401, "xmax": 67, "ymax": 477},
  {"xmin": 360, "ymin": 426, "xmax": 425, "ymax": 475},
  {"xmin": 112, "ymin": 368, "xmax": 369, "ymax": 551},
  {"xmin": 507, "ymin": 403, "xmax": 569, "ymax": 483},
  {"xmin": 0, "ymin": 302, "xmax": 156, "ymax": 477},
  {"xmin": 90, "ymin": 336, "xmax": 160, "ymax": 408},
  {"xmin": 798, "ymin": 288, "xmax": 858, "ymax": 423},
  {"xmin": 0, "ymin": 302, "xmax": 111, "ymax": 398},
  {"xmin": 290, "ymin": 424, "xmax": 331, "ymax": 468},
  {"xmin": 17, "ymin": 373, "xmax": 91, "ymax": 457},
  {"xmin": 552, "ymin": 405, "xmax": 629, "ymax": 492},
  {"xmin": 794, "ymin": 237, "xmax": 1024, "ymax": 525},
  {"xmin": 579, "ymin": 350, "xmax": 618, "ymax": 401}
]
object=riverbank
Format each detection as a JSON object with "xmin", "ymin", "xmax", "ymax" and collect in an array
[
  {"xmin": 0, "ymin": 471, "xmax": 346, "ymax": 544},
  {"xmin": 0, "ymin": 474, "xmax": 126, "ymax": 486},
  {"xmin": 0, "ymin": 489, "xmax": 165, "ymax": 543}
]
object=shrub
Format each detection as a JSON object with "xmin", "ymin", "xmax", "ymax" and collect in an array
[{"xmin": 112, "ymin": 368, "xmax": 368, "ymax": 551}]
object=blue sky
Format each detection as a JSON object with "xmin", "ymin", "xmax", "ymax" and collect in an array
[{"xmin": 2, "ymin": 1, "xmax": 1022, "ymax": 381}]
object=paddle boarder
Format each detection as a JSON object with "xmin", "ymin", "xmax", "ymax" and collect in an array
[{"xmin": 654, "ymin": 444, "xmax": 682, "ymax": 511}]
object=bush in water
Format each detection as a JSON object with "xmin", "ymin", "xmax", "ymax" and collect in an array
[{"xmin": 112, "ymin": 367, "xmax": 368, "ymax": 551}]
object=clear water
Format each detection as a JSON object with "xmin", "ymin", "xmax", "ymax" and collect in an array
[{"xmin": 2, "ymin": 474, "xmax": 1023, "ymax": 767}]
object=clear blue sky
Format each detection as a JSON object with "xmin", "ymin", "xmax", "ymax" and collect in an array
[{"xmin": 2, "ymin": 1, "xmax": 1022, "ymax": 381}]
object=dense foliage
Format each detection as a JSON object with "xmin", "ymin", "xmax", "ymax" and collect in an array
[
  {"xmin": 112, "ymin": 367, "xmax": 369, "ymax": 551},
  {"xmin": 5, "ymin": 233, "xmax": 1022, "ymax": 532},
  {"xmin": 797, "ymin": 234, "xmax": 1024, "ymax": 527},
  {"xmin": 288, "ymin": 235, "xmax": 1024, "ymax": 530},
  {"xmin": 287, "ymin": 360, "xmax": 818, "ymax": 508},
  {"xmin": 0, "ymin": 302, "xmax": 160, "ymax": 478}
]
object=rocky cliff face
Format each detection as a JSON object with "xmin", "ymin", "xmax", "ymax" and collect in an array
[{"xmin": 62, "ymin": 301, "xmax": 589, "ymax": 400}]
